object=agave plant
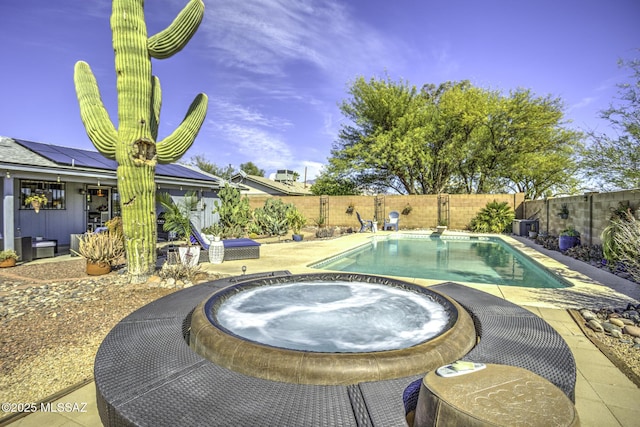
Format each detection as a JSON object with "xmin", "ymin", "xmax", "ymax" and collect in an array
[{"xmin": 469, "ymin": 200, "xmax": 515, "ymax": 233}]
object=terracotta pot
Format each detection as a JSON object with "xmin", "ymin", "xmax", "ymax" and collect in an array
[
  {"xmin": 86, "ymin": 261, "xmax": 111, "ymax": 276},
  {"xmin": 0, "ymin": 258, "xmax": 17, "ymax": 268},
  {"xmin": 31, "ymin": 201, "xmax": 41, "ymax": 213}
]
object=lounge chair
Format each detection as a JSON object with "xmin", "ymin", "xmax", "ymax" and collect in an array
[
  {"xmin": 383, "ymin": 211, "xmax": 400, "ymax": 231},
  {"xmin": 356, "ymin": 212, "xmax": 373, "ymax": 233}
]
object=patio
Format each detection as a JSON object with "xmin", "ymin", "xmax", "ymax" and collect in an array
[{"xmin": 7, "ymin": 231, "xmax": 640, "ymax": 426}]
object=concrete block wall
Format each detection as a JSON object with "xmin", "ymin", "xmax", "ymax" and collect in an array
[
  {"xmin": 246, "ymin": 193, "xmax": 524, "ymax": 231},
  {"xmin": 522, "ymin": 189, "xmax": 640, "ymax": 246}
]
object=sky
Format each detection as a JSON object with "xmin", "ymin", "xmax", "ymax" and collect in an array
[{"xmin": 1, "ymin": 0, "xmax": 638, "ymax": 181}]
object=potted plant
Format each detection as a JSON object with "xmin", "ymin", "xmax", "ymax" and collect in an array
[
  {"xmin": 559, "ymin": 227, "xmax": 580, "ymax": 251},
  {"xmin": 286, "ymin": 207, "xmax": 307, "ymax": 241},
  {"xmin": 157, "ymin": 192, "xmax": 200, "ymax": 266},
  {"xmin": 25, "ymin": 193, "xmax": 48, "ymax": 213},
  {"xmin": 345, "ymin": 203, "xmax": 355, "ymax": 215},
  {"xmin": 0, "ymin": 249, "xmax": 19, "ymax": 268},
  {"xmin": 402, "ymin": 204, "xmax": 413, "ymax": 215},
  {"xmin": 72, "ymin": 231, "xmax": 125, "ymax": 275},
  {"xmin": 557, "ymin": 204, "xmax": 569, "ymax": 220}
]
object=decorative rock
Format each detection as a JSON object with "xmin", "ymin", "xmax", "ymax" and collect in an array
[
  {"xmin": 634, "ymin": 337, "xmax": 640, "ymax": 344},
  {"xmin": 587, "ymin": 319, "xmax": 604, "ymax": 333},
  {"xmin": 580, "ymin": 309, "xmax": 597, "ymax": 321},
  {"xmin": 609, "ymin": 318, "xmax": 625, "ymax": 328},
  {"xmin": 619, "ymin": 318, "xmax": 636, "ymax": 326},
  {"xmin": 611, "ymin": 329, "xmax": 623, "ymax": 339},
  {"xmin": 601, "ymin": 322, "xmax": 622, "ymax": 334},
  {"xmin": 623, "ymin": 325, "xmax": 640, "ymax": 338}
]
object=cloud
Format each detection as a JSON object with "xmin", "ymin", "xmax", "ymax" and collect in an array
[
  {"xmin": 568, "ymin": 96, "xmax": 596, "ymax": 112},
  {"xmin": 200, "ymin": 0, "xmax": 406, "ymax": 82}
]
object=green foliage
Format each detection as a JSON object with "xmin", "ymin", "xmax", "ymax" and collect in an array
[
  {"xmin": 253, "ymin": 198, "xmax": 292, "ymax": 237},
  {"xmin": 213, "ymin": 184, "xmax": 251, "ymax": 238},
  {"xmin": 0, "ymin": 249, "xmax": 19, "ymax": 262},
  {"xmin": 191, "ymin": 154, "xmax": 235, "ymax": 179},
  {"xmin": 468, "ymin": 200, "xmax": 515, "ymax": 233},
  {"xmin": 159, "ymin": 261, "xmax": 201, "ymax": 282},
  {"xmin": 239, "ymin": 161, "xmax": 265, "ymax": 177},
  {"xmin": 73, "ymin": 0, "xmax": 208, "ymax": 280},
  {"xmin": 286, "ymin": 207, "xmax": 307, "ymax": 234},
  {"xmin": 330, "ymin": 75, "xmax": 581, "ymax": 197},
  {"xmin": 157, "ymin": 192, "xmax": 198, "ymax": 244},
  {"xmin": 560, "ymin": 227, "xmax": 580, "ymax": 237},
  {"xmin": 310, "ymin": 170, "xmax": 360, "ymax": 195},
  {"xmin": 581, "ymin": 56, "xmax": 640, "ymax": 190}
]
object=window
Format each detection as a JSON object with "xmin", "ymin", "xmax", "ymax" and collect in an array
[{"xmin": 20, "ymin": 180, "xmax": 66, "ymax": 210}]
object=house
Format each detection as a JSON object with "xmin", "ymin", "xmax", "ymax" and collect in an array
[
  {"xmin": 230, "ymin": 169, "xmax": 312, "ymax": 196},
  {"xmin": 0, "ymin": 136, "xmax": 226, "ymax": 256}
]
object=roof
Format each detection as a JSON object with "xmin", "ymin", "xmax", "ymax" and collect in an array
[
  {"xmin": 0, "ymin": 136, "xmax": 223, "ymax": 186},
  {"xmin": 230, "ymin": 173, "xmax": 312, "ymax": 195}
]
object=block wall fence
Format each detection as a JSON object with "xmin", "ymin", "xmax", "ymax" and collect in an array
[
  {"xmin": 522, "ymin": 188, "xmax": 640, "ymax": 246},
  {"xmin": 246, "ymin": 193, "xmax": 525, "ymax": 231}
]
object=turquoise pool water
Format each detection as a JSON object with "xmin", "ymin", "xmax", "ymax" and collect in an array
[{"xmin": 311, "ymin": 235, "xmax": 571, "ymax": 288}]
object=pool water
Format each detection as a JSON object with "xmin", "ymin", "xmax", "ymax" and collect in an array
[{"xmin": 312, "ymin": 235, "xmax": 570, "ymax": 288}]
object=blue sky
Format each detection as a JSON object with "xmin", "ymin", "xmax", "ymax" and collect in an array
[{"xmin": 1, "ymin": 0, "xmax": 638, "ymax": 180}]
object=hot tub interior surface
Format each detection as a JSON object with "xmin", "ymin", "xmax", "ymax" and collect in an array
[{"xmin": 189, "ymin": 273, "xmax": 476, "ymax": 385}]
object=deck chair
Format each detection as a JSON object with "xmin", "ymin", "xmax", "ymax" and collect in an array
[
  {"xmin": 189, "ymin": 221, "xmax": 211, "ymax": 250},
  {"xmin": 356, "ymin": 212, "xmax": 373, "ymax": 233},
  {"xmin": 383, "ymin": 211, "xmax": 400, "ymax": 231}
]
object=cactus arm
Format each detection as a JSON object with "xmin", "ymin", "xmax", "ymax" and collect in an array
[
  {"xmin": 147, "ymin": 0, "xmax": 205, "ymax": 60},
  {"xmin": 156, "ymin": 93, "xmax": 208, "ymax": 163},
  {"xmin": 150, "ymin": 75, "xmax": 161, "ymax": 141},
  {"xmin": 73, "ymin": 61, "xmax": 118, "ymax": 158}
]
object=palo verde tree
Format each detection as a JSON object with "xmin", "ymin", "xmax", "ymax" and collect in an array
[
  {"xmin": 74, "ymin": 0, "xmax": 208, "ymax": 282},
  {"xmin": 581, "ymin": 56, "xmax": 640, "ymax": 190}
]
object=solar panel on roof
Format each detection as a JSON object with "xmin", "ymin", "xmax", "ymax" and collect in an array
[{"xmin": 15, "ymin": 138, "xmax": 218, "ymax": 183}]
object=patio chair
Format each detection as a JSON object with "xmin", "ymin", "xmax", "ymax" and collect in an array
[
  {"xmin": 356, "ymin": 212, "xmax": 373, "ymax": 233},
  {"xmin": 383, "ymin": 211, "xmax": 400, "ymax": 231}
]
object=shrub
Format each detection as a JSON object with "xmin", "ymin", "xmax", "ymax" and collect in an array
[
  {"xmin": 253, "ymin": 198, "xmax": 292, "ymax": 237},
  {"xmin": 601, "ymin": 210, "xmax": 640, "ymax": 282},
  {"xmin": 73, "ymin": 231, "xmax": 125, "ymax": 266},
  {"xmin": 0, "ymin": 249, "xmax": 19, "ymax": 262},
  {"xmin": 159, "ymin": 261, "xmax": 201, "ymax": 282},
  {"xmin": 213, "ymin": 184, "xmax": 251, "ymax": 238},
  {"xmin": 469, "ymin": 201, "xmax": 515, "ymax": 233}
]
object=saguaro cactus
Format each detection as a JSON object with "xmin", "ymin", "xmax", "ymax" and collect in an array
[{"xmin": 74, "ymin": 0, "xmax": 208, "ymax": 282}]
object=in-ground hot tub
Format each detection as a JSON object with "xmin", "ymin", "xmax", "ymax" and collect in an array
[{"xmin": 189, "ymin": 273, "xmax": 476, "ymax": 385}]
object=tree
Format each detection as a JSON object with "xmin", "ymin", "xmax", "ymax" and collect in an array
[
  {"xmin": 310, "ymin": 169, "xmax": 360, "ymax": 195},
  {"xmin": 329, "ymin": 75, "xmax": 581, "ymax": 197},
  {"xmin": 190, "ymin": 155, "xmax": 235, "ymax": 179},
  {"xmin": 581, "ymin": 56, "xmax": 640, "ymax": 190},
  {"xmin": 239, "ymin": 161, "xmax": 265, "ymax": 177},
  {"xmin": 74, "ymin": 0, "xmax": 207, "ymax": 282}
]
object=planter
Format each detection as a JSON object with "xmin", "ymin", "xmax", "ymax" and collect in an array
[
  {"xmin": 558, "ymin": 235, "xmax": 579, "ymax": 251},
  {"xmin": 31, "ymin": 201, "xmax": 41, "ymax": 213},
  {"xmin": 86, "ymin": 261, "xmax": 111, "ymax": 275},
  {"xmin": 179, "ymin": 246, "xmax": 200, "ymax": 267},
  {"xmin": 529, "ymin": 231, "xmax": 538, "ymax": 239},
  {"xmin": 292, "ymin": 234, "xmax": 303, "ymax": 242},
  {"xmin": 0, "ymin": 258, "xmax": 17, "ymax": 268},
  {"xmin": 208, "ymin": 238, "xmax": 224, "ymax": 264}
]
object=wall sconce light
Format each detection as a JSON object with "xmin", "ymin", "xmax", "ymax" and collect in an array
[
  {"xmin": 57, "ymin": 175, "xmax": 61, "ymax": 183},
  {"xmin": 79, "ymin": 189, "xmax": 86, "ymax": 195},
  {"xmin": 5, "ymin": 171, "xmax": 10, "ymax": 179}
]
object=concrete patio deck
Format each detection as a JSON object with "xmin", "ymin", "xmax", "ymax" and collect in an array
[{"xmin": 6, "ymin": 231, "xmax": 640, "ymax": 426}]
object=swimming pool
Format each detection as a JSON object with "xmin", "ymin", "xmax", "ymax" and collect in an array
[{"xmin": 311, "ymin": 234, "xmax": 571, "ymax": 288}]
